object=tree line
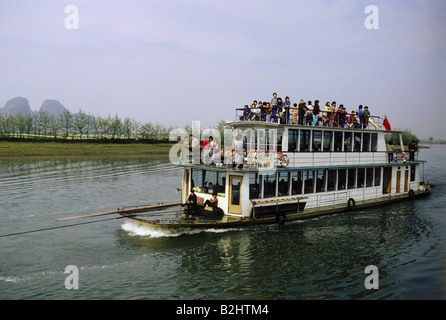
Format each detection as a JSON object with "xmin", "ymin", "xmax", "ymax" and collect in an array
[{"xmin": 0, "ymin": 110, "xmax": 176, "ymax": 142}]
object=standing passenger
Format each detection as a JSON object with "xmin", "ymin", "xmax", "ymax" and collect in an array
[
  {"xmin": 313, "ymin": 100, "xmax": 320, "ymax": 126},
  {"xmin": 284, "ymin": 96, "xmax": 291, "ymax": 124},
  {"xmin": 291, "ymin": 103, "xmax": 298, "ymax": 124},
  {"xmin": 329, "ymin": 101, "xmax": 336, "ymax": 127},
  {"xmin": 363, "ymin": 106, "xmax": 370, "ymax": 129},
  {"xmin": 298, "ymin": 99, "xmax": 306, "ymax": 125},
  {"xmin": 358, "ymin": 105, "xmax": 364, "ymax": 128},
  {"xmin": 408, "ymin": 140, "xmax": 418, "ymax": 162}
]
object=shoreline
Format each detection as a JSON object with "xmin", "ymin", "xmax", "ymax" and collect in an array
[{"xmin": 0, "ymin": 140, "xmax": 174, "ymax": 157}]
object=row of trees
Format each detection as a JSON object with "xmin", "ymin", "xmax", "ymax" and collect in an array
[{"xmin": 0, "ymin": 110, "xmax": 175, "ymax": 141}]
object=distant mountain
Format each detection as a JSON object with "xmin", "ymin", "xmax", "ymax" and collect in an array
[
  {"xmin": 0, "ymin": 97, "xmax": 33, "ymax": 116},
  {"xmin": 40, "ymin": 99, "xmax": 68, "ymax": 116},
  {"xmin": 0, "ymin": 97, "xmax": 69, "ymax": 117}
]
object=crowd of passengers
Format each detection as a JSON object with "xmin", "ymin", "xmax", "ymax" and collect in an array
[{"xmin": 239, "ymin": 92, "xmax": 371, "ymax": 129}]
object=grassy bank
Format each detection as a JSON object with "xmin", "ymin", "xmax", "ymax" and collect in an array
[{"xmin": 0, "ymin": 140, "xmax": 174, "ymax": 156}]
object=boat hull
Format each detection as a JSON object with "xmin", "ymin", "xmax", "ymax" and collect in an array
[{"xmin": 121, "ymin": 186, "xmax": 431, "ymax": 230}]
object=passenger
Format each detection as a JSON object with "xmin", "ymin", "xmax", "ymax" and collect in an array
[
  {"xmin": 189, "ymin": 134, "xmax": 199, "ymax": 151},
  {"xmin": 349, "ymin": 111, "xmax": 360, "ymax": 128},
  {"xmin": 306, "ymin": 101, "xmax": 313, "ymax": 125},
  {"xmin": 358, "ymin": 105, "xmax": 364, "ymax": 128},
  {"xmin": 329, "ymin": 101, "xmax": 336, "ymax": 127},
  {"xmin": 408, "ymin": 140, "xmax": 418, "ymax": 162},
  {"xmin": 249, "ymin": 103, "xmax": 260, "ymax": 120},
  {"xmin": 387, "ymin": 141, "xmax": 395, "ymax": 162},
  {"xmin": 291, "ymin": 103, "xmax": 298, "ymax": 125},
  {"xmin": 183, "ymin": 189, "xmax": 198, "ymax": 212},
  {"xmin": 313, "ymin": 100, "xmax": 320, "ymax": 126},
  {"xmin": 271, "ymin": 92, "xmax": 278, "ymax": 108},
  {"xmin": 265, "ymin": 102, "xmax": 272, "ymax": 122},
  {"xmin": 203, "ymin": 137, "xmax": 210, "ymax": 148},
  {"xmin": 363, "ymin": 106, "xmax": 370, "ymax": 129},
  {"xmin": 278, "ymin": 98, "xmax": 287, "ymax": 124},
  {"xmin": 298, "ymin": 99, "xmax": 306, "ymax": 125},
  {"xmin": 259, "ymin": 101, "xmax": 266, "ymax": 121},
  {"xmin": 340, "ymin": 106, "xmax": 347, "ymax": 128},
  {"xmin": 335, "ymin": 106, "xmax": 342, "ymax": 127},
  {"xmin": 348, "ymin": 111, "xmax": 356, "ymax": 128},
  {"xmin": 240, "ymin": 105, "xmax": 249, "ymax": 121},
  {"xmin": 233, "ymin": 134, "xmax": 244, "ymax": 169},
  {"xmin": 284, "ymin": 96, "xmax": 291, "ymax": 124},
  {"xmin": 204, "ymin": 193, "xmax": 218, "ymax": 211},
  {"xmin": 323, "ymin": 102, "xmax": 330, "ymax": 126}
]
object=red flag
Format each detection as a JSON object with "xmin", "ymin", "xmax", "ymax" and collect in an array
[{"xmin": 383, "ymin": 116, "xmax": 391, "ymax": 130}]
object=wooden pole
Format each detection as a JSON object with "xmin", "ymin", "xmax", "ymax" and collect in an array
[{"xmin": 56, "ymin": 202, "xmax": 182, "ymax": 221}]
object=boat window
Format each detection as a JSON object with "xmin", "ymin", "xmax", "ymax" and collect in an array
[
  {"xmin": 366, "ymin": 168, "xmax": 374, "ymax": 187},
  {"xmin": 316, "ymin": 170, "xmax": 326, "ymax": 193},
  {"xmin": 312, "ymin": 130, "xmax": 322, "ymax": 152},
  {"xmin": 410, "ymin": 165, "xmax": 416, "ymax": 182},
  {"xmin": 323, "ymin": 131, "xmax": 333, "ymax": 152},
  {"xmin": 357, "ymin": 168, "xmax": 365, "ymax": 188},
  {"xmin": 291, "ymin": 171, "xmax": 303, "ymax": 195},
  {"xmin": 348, "ymin": 168, "xmax": 356, "ymax": 189},
  {"xmin": 276, "ymin": 130, "xmax": 283, "ymax": 152},
  {"xmin": 374, "ymin": 167, "xmax": 381, "ymax": 186},
  {"xmin": 263, "ymin": 173, "xmax": 277, "ymax": 198},
  {"xmin": 288, "ymin": 129, "xmax": 299, "ymax": 152},
  {"xmin": 362, "ymin": 133, "xmax": 370, "ymax": 152},
  {"xmin": 327, "ymin": 170, "xmax": 337, "ymax": 191},
  {"xmin": 338, "ymin": 169, "xmax": 347, "ymax": 190},
  {"xmin": 354, "ymin": 133, "xmax": 361, "ymax": 152},
  {"xmin": 249, "ymin": 173, "xmax": 261, "ymax": 199},
  {"xmin": 191, "ymin": 169, "xmax": 225, "ymax": 195},
  {"xmin": 371, "ymin": 133, "xmax": 378, "ymax": 152},
  {"xmin": 304, "ymin": 170, "xmax": 315, "ymax": 194},
  {"xmin": 344, "ymin": 132, "xmax": 352, "ymax": 152},
  {"xmin": 334, "ymin": 131, "xmax": 343, "ymax": 152},
  {"xmin": 278, "ymin": 171, "xmax": 290, "ymax": 196},
  {"xmin": 191, "ymin": 169, "xmax": 203, "ymax": 191},
  {"xmin": 300, "ymin": 130, "xmax": 310, "ymax": 152}
]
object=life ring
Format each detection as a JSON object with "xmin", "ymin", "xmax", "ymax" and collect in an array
[
  {"xmin": 408, "ymin": 189, "xmax": 415, "ymax": 200},
  {"xmin": 276, "ymin": 212, "xmax": 287, "ymax": 224},
  {"xmin": 347, "ymin": 198, "xmax": 356, "ymax": 210},
  {"xmin": 277, "ymin": 152, "xmax": 289, "ymax": 167},
  {"xmin": 402, "ymin": 153, "xmax": 407, "ymax": 163}
]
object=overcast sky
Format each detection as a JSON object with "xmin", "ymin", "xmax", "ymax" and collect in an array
[{"xmin": 1, "ymin": 0, "xmax": 445, "ymax": 139}]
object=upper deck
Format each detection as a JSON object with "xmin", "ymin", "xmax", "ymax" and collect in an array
[{"xmin": 173, "ymin": 107, "xmax": 418, "ymax": 175}]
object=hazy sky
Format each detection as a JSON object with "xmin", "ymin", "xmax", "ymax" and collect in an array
[{"xmin": 1, "ymin": 0, "xmax": 445, "ymax": 139}]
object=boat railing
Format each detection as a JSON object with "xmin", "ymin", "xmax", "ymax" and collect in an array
[
  {"xmin": 183, "ymin": 148, "xmax": 422, "ymax": 168},
  {"xmin": 234, "ymin": 107, "xmax": 384, "ymax": 130}
]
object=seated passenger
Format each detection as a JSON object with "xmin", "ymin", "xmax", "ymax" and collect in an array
[
  {"xmin": 239, "ymin": 105, "xmax": 249, "ymax": 121},
  {"xmin": 204, "ymin": 193, "xmax": 218, "ymax": 211},
  {"xmin": 183, "ymin": 189, "xmax": 198, "ymax": 212}
]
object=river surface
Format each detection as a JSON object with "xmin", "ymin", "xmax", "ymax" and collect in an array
[{"xmin": 0, "ymin": 145, "xmax": 445, "ymax": 300}]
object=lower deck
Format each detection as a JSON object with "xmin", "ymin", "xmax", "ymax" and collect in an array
[{"xmin": 182, "ymin": 161, "xmax": 425, "ymax": 219}]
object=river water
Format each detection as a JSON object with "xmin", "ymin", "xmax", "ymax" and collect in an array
[{"xmin": 0, "ymin": 145, "xmax": 445, "ymax": 300}]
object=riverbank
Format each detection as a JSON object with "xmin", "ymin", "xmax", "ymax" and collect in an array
[{"xmin": 0, "ymin": 140, "xmax": 174, "ymax": 156}]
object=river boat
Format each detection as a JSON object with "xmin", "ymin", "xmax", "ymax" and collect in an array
[{"xmin": 57, "ymin": 108, "xmax": 433, "ymax": 229}]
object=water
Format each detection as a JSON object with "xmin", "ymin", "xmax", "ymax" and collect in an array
[{"xmin": 1, "ymin": 146, "xmax": 445, "ymax": 300}]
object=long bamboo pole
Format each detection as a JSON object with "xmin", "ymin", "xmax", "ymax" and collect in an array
[{"xmin": 56, "ymin": 202, "xmax": 182, "ymax": 221}]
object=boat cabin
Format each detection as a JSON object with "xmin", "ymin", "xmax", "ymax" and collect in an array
[{"xmin": 177, "ymin": 115, "xmax": 424, "ymax": 221}]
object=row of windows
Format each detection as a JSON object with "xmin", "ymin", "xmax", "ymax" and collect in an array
[
  {"xmin": 249, "ymin": 167, "xmax": 382, "ymax": 199},
  {"xmin": 288, "ymin": 129, "xmax": 378, "ymax": 152}
]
